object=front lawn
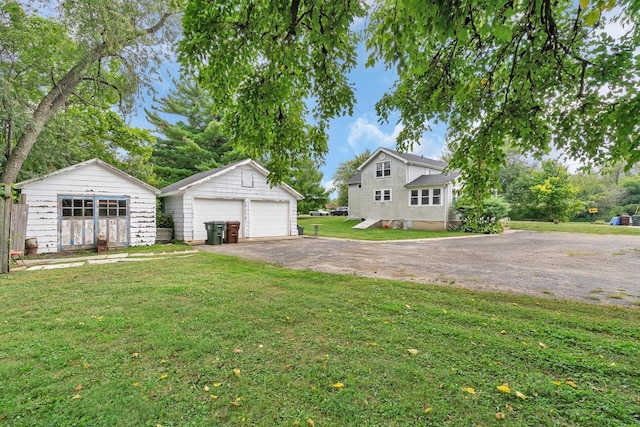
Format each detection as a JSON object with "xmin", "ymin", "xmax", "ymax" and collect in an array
[
  {"xmin": 1, "ymin": 252, "xmax": 639, "ymax": 426},
  {"xmin": 510, "ymin": 220, "xmax": 640, "ymax": 236},
  {"xmin": 297, "ymin": 216, "xmax": 466, "ymax": 240}
]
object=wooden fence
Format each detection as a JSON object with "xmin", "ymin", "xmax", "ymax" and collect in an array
[{"xmin": 1, "ymin": 198, "xmax": 28, "ymax": 273}]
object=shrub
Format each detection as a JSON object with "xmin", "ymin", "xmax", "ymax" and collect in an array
[{"xmin": 454, "ymin": 196, "xmax": 511, "ymax": 234}]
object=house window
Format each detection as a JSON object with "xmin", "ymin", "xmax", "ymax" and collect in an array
[
  {"xmin": 375, "ymin": 189, "xmax": 391, "ymax": 202},
  {"xmin": 98, "ymin": 199, "xmax": 128, "ymax": 217},
  {"xmin": 375, "ymin": 161, "xmax": 391, "ymax": 177},
  {"xmin": 421, "ymin": 189, "xmax": 430, "ymax": 205},
  {"xmin": 61, "ymin": 198, "xmax": 94, "ymax": 218},
  {"xmin": 432, "ymin": 188, "xmax": 442, "ymax": 205},
  {"xmin": 410, "ymin": 190, "xmax": 419, "ymax": 205}
]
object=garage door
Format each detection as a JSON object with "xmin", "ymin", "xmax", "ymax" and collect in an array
[
  {"xmin": 193, "ymin": 198, "xmax": 243, "ymax": 241},
  {"xmin": 249, "ymin": 201, "xmax": 289, "ymax": 237}
]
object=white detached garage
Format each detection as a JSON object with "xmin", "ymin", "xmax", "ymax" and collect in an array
[
  {"xmin": 160, "ymin": 159, "xmax": 303, "ymax": 243},
  {"xmin": 15, "ymin": 158, "xmax": 160, "ymax": 254}
]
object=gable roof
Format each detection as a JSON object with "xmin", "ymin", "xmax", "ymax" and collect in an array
[
  {"xmin": 358, "ymin": 147, "xmax": 448, "ymax": 171},
  {"xmin": 347, "ymin": 170, "xmax": 362, "ymax": 185},
  {"xmin": 405, "ymin": 171, "xmax": 460, "ymax": 187},
  {"xmin": 159, "ymin": 158, "xmax": 303, "ymax": 199},
  {"xmin": 15, "ymin": 158, "xmax": 160, "ymax": 194}
]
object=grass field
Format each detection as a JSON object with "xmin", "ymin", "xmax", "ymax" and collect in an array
[
  {"xmin": 297, "ymin": 216, "xmax": 466, "ymax": 240},
  {"xmin": 1, "ymin": 252, "xmax": 639, "ymax": 426},
  {"xmin": 509, "ymin": 220, "xmax": 640, "ymax": 236}
]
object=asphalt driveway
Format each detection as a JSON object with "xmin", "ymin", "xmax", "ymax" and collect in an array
[{"xmin": 197, "ymin": 231, "xmax": 640, "ymax": 307}]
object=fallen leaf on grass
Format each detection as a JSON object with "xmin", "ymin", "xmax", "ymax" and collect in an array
[
  {"xmin": 204, "ymin": 385, "xmax": 210, "ymax": 392},
  {"xmin": 515, "ymin": 391, "xmax": 527, "ymax": 399},
  {"xmin": 159, "ymin": 374, "xmax": 168, "ymax": 380},
  {"xmin": 210, "ymin": 395, "xmax": 217, "ymax": 400},
  {"xmin": 71, "ymin": 394, "xmax": 81, "ymax": 400},
  {"xmin": 332, "ymin": 382, "xmax": 344, "ymax": 389},
  {"xmin": 213, "ymin": 382, "xmax": 222, "ymax": 387},
  {"xmin": 233, "ymin": 348, "xmax": 243, "ymax": 354},
  {"xmin": 497, "ymin": 384, "xmax": 510, "ymax": 393},
  {"xmin": 496, "ymin": 412, "xmax": 505, "ymax": 420},
  {"xmin": 408, "ymin": 349, "xmax": 419, "ymax": 355},
  {"xmin": 233, "ymin": 369, "xmax": 241, "ymax": 376},
  {"xmin": 505, "ymin": 404, "xmax": 513, "ymax": 411},
  {"xmin": 566, "ymin": 380, "xmax": 578, "ymax": 388},
  {"xmin": 552, "ymin": 381, "xmax": 562, "ymax": 386},
  {"xmin": 538, "ymin": 342, "xmax": 547, "ymax": 349},
  {"xmin": 131, "ymin": 352, "xmax": 139, "ymax": 358},
  {"xmin": 306, "ymin": 419, "xmax": 315, "ymax": 427},
  {"xmin": 462, "ymin": 387, "xmax": 476, "ymax": 394},
  {"xmin": 424, "ymin": 408, "xmax": 432, "ymax": 414},
  {"xmin": 75, "ymin": 384, "xmax": 83, "ymax": 391}
]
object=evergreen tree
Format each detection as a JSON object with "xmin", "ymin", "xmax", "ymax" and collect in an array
[
  {"xmin": 279, "ymin": 157, "xmax": 329, "ymax": 214},
  {"xmin": 145, "ymin": 79, "xmax": 243, "ymax": 187}
]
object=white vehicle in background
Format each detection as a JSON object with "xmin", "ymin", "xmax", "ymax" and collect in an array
[{"xmin": 309, "ymin": 209, "xmax": 330, "ymax": 216}]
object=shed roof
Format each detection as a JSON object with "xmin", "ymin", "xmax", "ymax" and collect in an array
[
  {"xmin": 14, "ymin": 158, "xmax": 160, "ymax": 194},
  {"xmin": 159, "ymin": 158, "xmax": 303, "ymax": 199}
]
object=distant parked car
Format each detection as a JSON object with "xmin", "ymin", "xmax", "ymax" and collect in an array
[
  {"xmin": 330, "ymin": 206, "xmax": 348, "ymax": 216},
  {"xmin": 309, "ymin": 209, "xmax": 330, "ymax": 216}
]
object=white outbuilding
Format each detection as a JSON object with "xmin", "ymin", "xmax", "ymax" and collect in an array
[
  {"xmin": 160, "ymin": 159, "xmax": 303, "ymax": 243},
  {"xmin": 15, "ymin": 158, "xmax": 160, "ymax": 254}
]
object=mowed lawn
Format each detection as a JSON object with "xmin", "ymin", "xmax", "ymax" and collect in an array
[{"xmin": 1, "ymin": 251, "xmax": 639, "ymax": 426}]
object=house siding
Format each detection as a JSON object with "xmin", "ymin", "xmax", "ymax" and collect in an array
[
  {"xmin": 19, "ymin": 163, "xmax": 157, "ymax": 254},
  {"xmin": 348, "ymin": 149, "xmax": 461, "ymax": 230}
]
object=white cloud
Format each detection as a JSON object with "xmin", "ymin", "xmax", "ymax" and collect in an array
[{"xmin": 346, "ymin": 116, "xmax": 445, "ymax": 160}]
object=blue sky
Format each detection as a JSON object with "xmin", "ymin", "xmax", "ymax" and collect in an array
[{"xmin": 130, "ymin": 42, "xmax": 448, "ymax": 198}]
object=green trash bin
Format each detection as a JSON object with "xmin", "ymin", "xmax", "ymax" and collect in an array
[
  {"xmin": 632, "ymin": 215, "xmax": 640, "ymax": 226},
  {"xmin": 204, "ymin": 221, "xmax": 226, "ymax": 245}
]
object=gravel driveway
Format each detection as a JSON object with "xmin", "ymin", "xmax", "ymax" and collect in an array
[{"xmin": 197, "ymin": 230, "xmax": 640, "ymax": 307}]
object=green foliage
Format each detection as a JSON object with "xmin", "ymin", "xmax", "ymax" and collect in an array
[
  {"xmin": 331, "ymin": 149, "xmax": 371, "ymax": 207},
  {"xmin": 281, "ymin": 157, "xmax": 329, "ymax": 214},
  {"xmin": 454, "ymin": 196, "xmax": 511, "ymax": 234},
  {"xmin": 529, "ymin": 160, "xmax": 583, "ymax": 221},
  {"xmin": 367, "ymin": 0, "xmax": 640, "ymax": 206},
  {"xmin": 179, "ymin": 0, "xmax": 366, "ymax": 184},
  {"xmin": 146, "ymin": 78, "xmax": 245, "ymax": 188}
]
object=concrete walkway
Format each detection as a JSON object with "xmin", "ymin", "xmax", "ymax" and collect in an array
[{"xmin": 10, "ymin": 249, "xmax": 199, "ymax": 272}]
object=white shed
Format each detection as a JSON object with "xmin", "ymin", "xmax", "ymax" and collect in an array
[
  {"xmin": 160, "ymin": 159, "xmax": 303, "ymax": 243},
  {"xmin": 15, "ymin": 158, "xmax": 160, "ymax": 254}
]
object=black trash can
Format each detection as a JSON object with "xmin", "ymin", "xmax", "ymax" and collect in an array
[
  {"xmin": 632, "ymin": 215, "xmax": 640, "ymax": 226},
  {"xmin": 204, "ymin": 221, "xmax": 226, "ymax": 245},
  {"xmin": 297, "ymin": 225, "xmax": 304, "ymax": 235}
]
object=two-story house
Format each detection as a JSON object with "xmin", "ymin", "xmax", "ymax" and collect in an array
[{"xmin": 347, "ymin": 147, "xmax": 461, "ymax": 230}]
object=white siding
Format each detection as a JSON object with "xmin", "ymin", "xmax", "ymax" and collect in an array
[
  {"xmin": 20, "ymin": 163, "xmax": 157, "ymax": 254},
  {"xmin": 163, "ymin": 195, "xmax": 185, "ymax": 241}
]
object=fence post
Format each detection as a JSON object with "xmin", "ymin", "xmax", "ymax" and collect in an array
[{"xmin": 0, "ymin": 189, "xmax": 10, "ymax": 274}]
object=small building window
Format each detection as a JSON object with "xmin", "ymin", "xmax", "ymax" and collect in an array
[
  {"xmin": 383, "ymin": 189, "xmax": 391, "ymax": 201},
  {"xmin": 242, "ymin": 169, "xmax": 254, "ymax": 188},
  {"xmin": 98, "ymin": 199, "xmax": 128, "ymax": 217},
  {"xmin": 375, "ymin": 161, "xmax": 391, "ymax": 177},
  {"xmin": 61, "ymin": 198, "xmax": 94, "ymax": 218}
]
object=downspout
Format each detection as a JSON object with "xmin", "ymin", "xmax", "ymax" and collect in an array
[{"xmin": 443, "ymin": 183, "xmax": 448, "ymax": 230}]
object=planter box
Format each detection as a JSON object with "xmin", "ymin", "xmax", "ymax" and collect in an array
[{"xmin": 155, "ymin": 228, "xmax": 173, "ymax": 243}]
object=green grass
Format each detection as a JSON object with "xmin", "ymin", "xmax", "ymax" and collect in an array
[
  {"xmin": 298, "ymin": 216, "xmax": 467, "ymax": 240},
  {"xmin": 1, "ymin": 253, "xmax": 639, "ymax": 426},
  {"xmin": 510, "ymin": 220, "xmax": 640, "ymax": 235}
]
